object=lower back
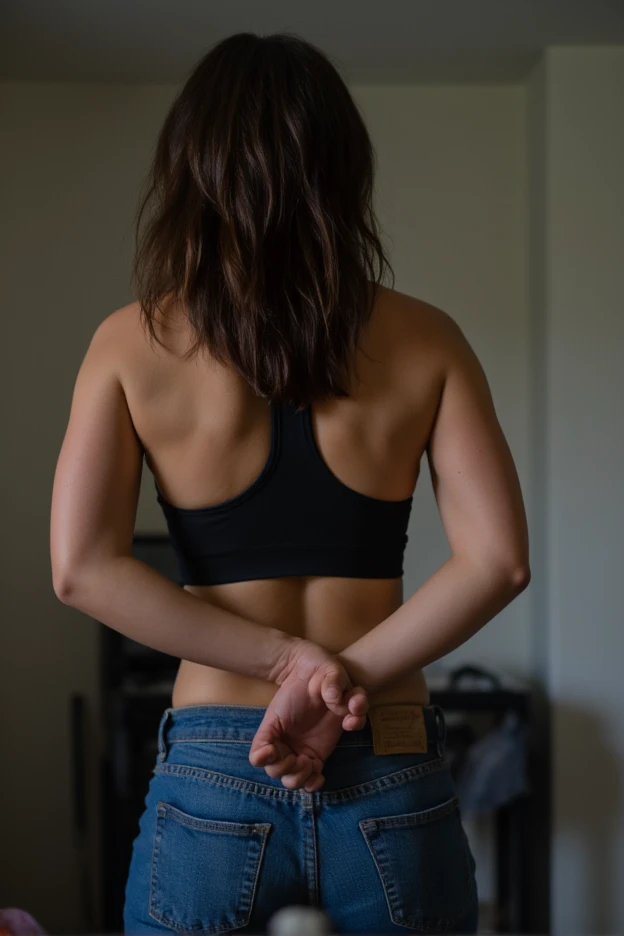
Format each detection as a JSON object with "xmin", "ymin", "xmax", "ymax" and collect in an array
[{"xmin": 173, "ymin": 575, "xmax": 430, "ymax": 708}]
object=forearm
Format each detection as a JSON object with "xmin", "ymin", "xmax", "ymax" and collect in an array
[
  {"xmin": 336, "ymin": 554, "xmax": 530, "ymax": 694},
  {"xmin": 55, "ymin": 555, "xmax": 296, "ymax": 682}
]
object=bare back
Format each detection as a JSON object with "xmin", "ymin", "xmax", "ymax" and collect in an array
[{"xmin": 118, "ymin": 286, "xmax": 447, "ymax": 707}]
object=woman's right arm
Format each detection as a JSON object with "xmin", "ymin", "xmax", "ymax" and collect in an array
[
  {"xmin": 336, "ymin": 314, "xmax": 531, "ymax": 693},
  {"xmin": 50, "ymin": 315, "xmax": 366, "ymax": 730},
  {"xmin": 50, "ymin": 317, "xmax": 300, "ymax": 684}
]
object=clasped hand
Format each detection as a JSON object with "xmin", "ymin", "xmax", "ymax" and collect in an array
[{"xmin": 248, "ymin": 638, "xmax": 369, "ymax": 793}]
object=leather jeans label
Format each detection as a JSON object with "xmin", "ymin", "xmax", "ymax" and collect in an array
[{"xmin": 368, "ymin": 704, "xmax": 428, "ymax": 755}]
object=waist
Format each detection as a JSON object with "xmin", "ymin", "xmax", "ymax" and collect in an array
[
  {"xmin": 172, "ymin": 661, "xmax": 430, "ymax": 708},
  {"xmin": 173, "ymin": 576, "xmax": 425, "ymax": 707},
  {"xmin": 157, "ymin": 702, "xmax": 446, "ymax": 756},
  {"xmin": 155, "ymin": 703, "xmax": 450, "ymax": 798}
]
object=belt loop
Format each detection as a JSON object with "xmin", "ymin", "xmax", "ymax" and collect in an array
[
  {"xmin": 157, "ymin": 709, "xmax": 171, "ymax": 763},
  {"xmin": 433, "ymin": 705, "xmax": 447, "ymax": 759}
]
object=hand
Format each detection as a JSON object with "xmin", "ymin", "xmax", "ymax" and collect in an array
[{"xmin": 249, "ymin": 638, "xmax": 369, "ymax": 792}]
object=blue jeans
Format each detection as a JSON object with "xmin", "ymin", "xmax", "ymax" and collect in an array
[{"xmin": 124, "ymin": 704, "xmax": 478, "ymax": 935}]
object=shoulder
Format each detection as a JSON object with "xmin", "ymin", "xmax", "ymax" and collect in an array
[
  {"xmin": 71, "ymin": 302, "xmax": 162, "ymax": 414},
  {"xmin": 84, "ymin": 302, "xmax": 140, "ymax": 367},
  {"xmin": 378, "ymin": 284, "xmax": 462, "ymax": 332},
  {"xmin": 374, "ymin": 285, "xmax": 474, "ymax": 370},
  {"xmin": 89, "ymin": 301, "xmax": 144, "ymax": 357},
  {"xmin": 85, "ymin": 299, "xmax": 178, "ymax": 383}
]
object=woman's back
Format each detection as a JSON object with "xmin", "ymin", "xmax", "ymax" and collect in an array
[{"xmin": 113, "ymin": 284, "xmax": 447, "ymax": 707}]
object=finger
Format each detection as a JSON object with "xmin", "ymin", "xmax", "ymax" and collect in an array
[
  {"xmin": 263, "ymin": 752, "xmax": 299, "ymax": 779},
  {"xmin": 342, "ymin": 712, "xmax": 367, "ymax": 731},
  {"xmin": 320, "ymin": 664, "xmax": 351, "ymax": 712},
  {"xmin": 304, "ymin": 773, "xmax": 326, "ymax": 793},
  {"xmin": 249, "ymin": 719, "xmax": 281, "ymax": 765},
  {"xmin": 250, "ymin": 739, "xmax": 295, "ymax": 770},
  {"xmin": 341, "ymin": 687, "xmax": 369, "ymax": 731},
  {"xmin": 279, "ymin": 756, "xmax": 317, "ymax": 790},
  {"xmin": 346, "ymin": 686, "xmax": 369, "ymax": 716},
  {"xmin": 249, "ymin": 742, "xmax": 278, "ymax": 768}
]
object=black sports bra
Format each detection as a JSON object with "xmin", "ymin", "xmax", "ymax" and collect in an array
[{"xmin": 155, "ymin": 402, "xmax": 414, "ymax": 586}]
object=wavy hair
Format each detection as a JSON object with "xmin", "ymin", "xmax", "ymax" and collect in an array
[{"xmin": 134, "ymin": 32, "xmax": 393, "ymax": 407}]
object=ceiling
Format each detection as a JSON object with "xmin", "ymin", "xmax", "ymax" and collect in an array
[{"xmin": 2, "ymin": 0, "xmax": 624, "ymax": 84}]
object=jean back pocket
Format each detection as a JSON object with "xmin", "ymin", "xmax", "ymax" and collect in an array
[
  {"xmin": 149, "ymin": 802, "xmax": 272, "ymax": 934},
  {"xmin": 359, "ymin": 796, "xmax": 476, "ymax": 933}
]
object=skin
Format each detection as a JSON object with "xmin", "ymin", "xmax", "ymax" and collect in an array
[{"xmin": 50, "ymin": 285, "xmax": 530, "ymax": 791}]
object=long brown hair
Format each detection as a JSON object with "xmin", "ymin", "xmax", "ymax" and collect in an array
[{"xmin": 134, "ymin": 32, "xmax": 393, "ymax": 407}]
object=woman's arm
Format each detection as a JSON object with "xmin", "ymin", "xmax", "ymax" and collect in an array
[
  {"xmin": 337, "ymin": 315, "xmax": 531, "ymax": 693},
  {"xmin": 50, "ymin": 316, "xmax": 295, "ymax": 683}
]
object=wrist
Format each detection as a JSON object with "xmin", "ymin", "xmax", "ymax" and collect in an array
[
  {"xmin": 335, "ymin": 647, "xmax": 380, "ymax": 695},
  {"xmin": 261, "ymin": 630, "xmax": 303, "ymax": 684}
]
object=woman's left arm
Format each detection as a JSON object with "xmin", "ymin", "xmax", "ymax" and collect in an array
[{"xmin": 51, "ymin": 315, "xmax": 298, "ymax": 682}]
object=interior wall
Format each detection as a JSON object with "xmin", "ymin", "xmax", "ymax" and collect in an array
[
  {"xmin": 534, "ymin": 46, "xmax": 624, "ymax": 935},
  {"xmin": 0, "ymin": 80, "xmax": 528, "ymax": 930},
  {"xmin": 526, "ymin": 53, "xmax": 552, "ymax": 932},
  {"xmin": 354, "ymin": 84, "xmax": 531, "ymax": 677},
  {"xmin": 0, "ymin": 81, "xmax": 178, "ymax": 933}
]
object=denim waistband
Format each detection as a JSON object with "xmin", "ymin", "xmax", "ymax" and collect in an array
[{"xmin": 157, "ymin": 703, "xmax": 447, "ymax": 762}]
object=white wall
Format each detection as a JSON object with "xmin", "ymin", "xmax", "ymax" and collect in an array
[
  {"xmin": 528, "ymin": 47, "xmax": 624, "ymax": 934},
  {"xmin": 0, "ymin": 80, "xmax": 528, "ymax": 930},
  {"xmin": 355, "ymin": 85, "xmax": 531, "ymax": 676}
]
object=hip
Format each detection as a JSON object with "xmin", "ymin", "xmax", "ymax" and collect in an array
[{"xmin": 124, "ymin": 703, "xmax": 478, "ymax": 934}]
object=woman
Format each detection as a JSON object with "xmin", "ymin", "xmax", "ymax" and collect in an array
[{"xmin": 51, "ymin": 32, "xmax": 530, "ymax": 935}]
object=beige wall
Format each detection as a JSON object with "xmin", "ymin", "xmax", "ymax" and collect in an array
[
  {"xmin": 355, "ymin": 84, "xmax": 531, "ymax": 675},
  {"xmin": 0, "ymin": 82, "xmax": 177, "ymax": 931},
  {"xmin": 528, "ymin": 47, "xmax": 624, "ymax": 934},
  {"xmin": 0, "ymin": 81, "xmax": 528, "ymax": 929}
]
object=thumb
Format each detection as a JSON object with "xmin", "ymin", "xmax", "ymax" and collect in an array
[
  {"xmin": 248, "ymin": 711, "xmax": 279, "ymax": 766},
  {"xmin": 320, "ymin": 663, "xmax": 350, "ymax": 710}
]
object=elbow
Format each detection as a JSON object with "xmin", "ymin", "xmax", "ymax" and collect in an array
[
  {"xmin": 52, "ymin": 560, "xmax": 90, "ymax": 607},
  {"xmin": 462, "ymin": 549, "xmax": 531, "ymax": 596},
  {"xmin": 468, "ymin": 551, "xmax": 531, "ymax": 598},
  {"xmin": 53, "ymin": 569, "xmax": 79, "ymax": 605},
  {"xmin": 52, "ymin": 554, "xmax": 119, "ymax": 608},
  {"xmin": 505, "ymin": 561, "xmax": 531, "ymax": 596}
]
